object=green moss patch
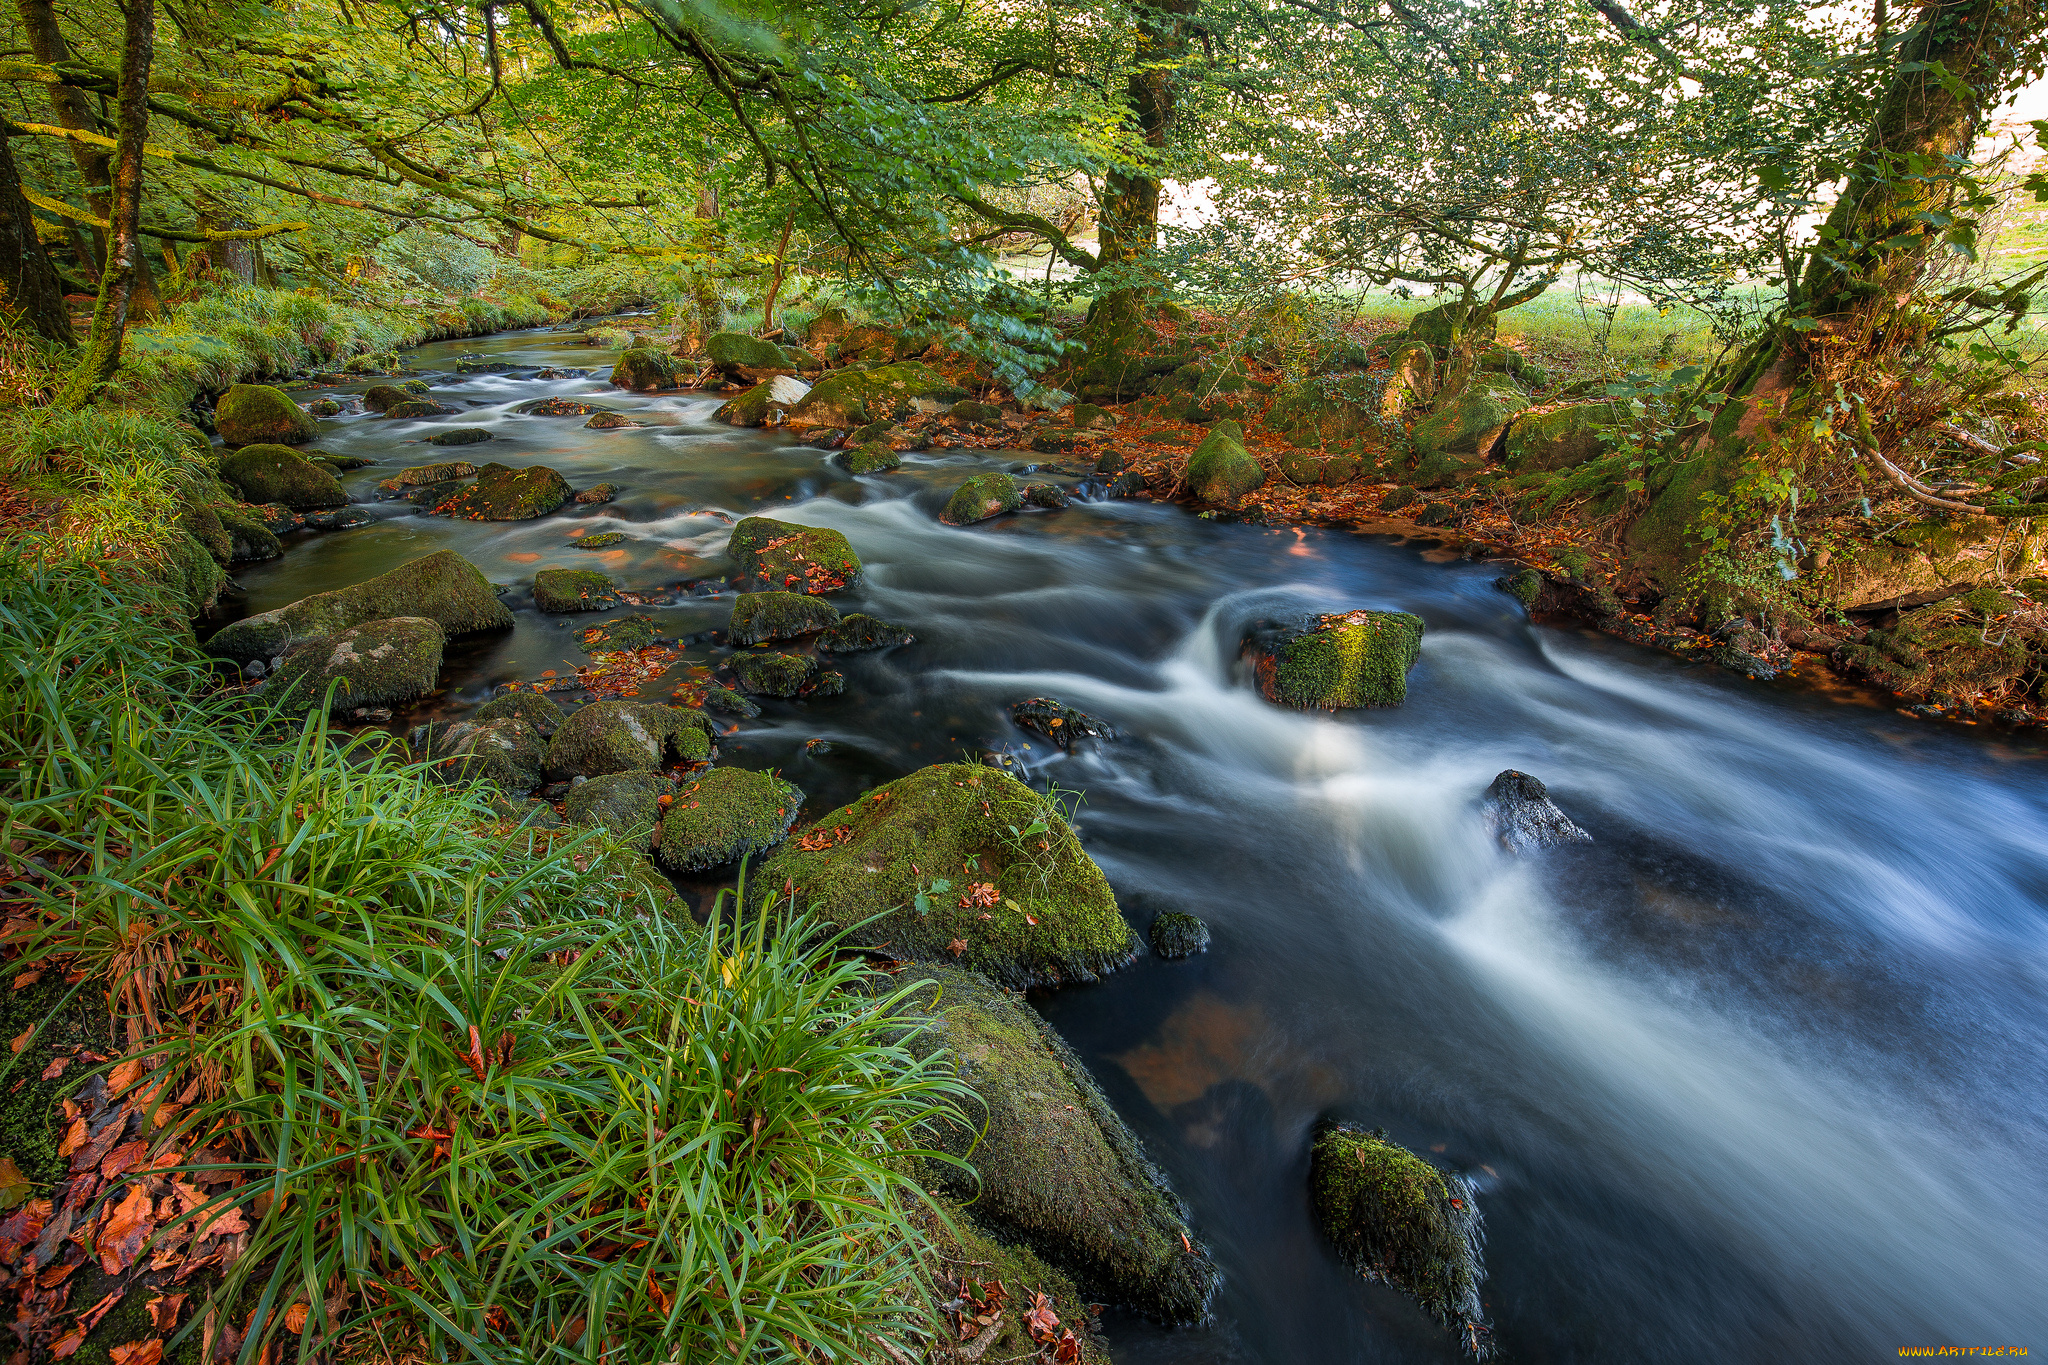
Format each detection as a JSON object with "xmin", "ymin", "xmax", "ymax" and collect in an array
[
  {"xmin": 475, "ymin": 688, "xmax": 565, "ymax": 737},
  {"xmin": 1249, "ymin": 609, "xmax": 1425, "ymax": 710},
  {"xmin": 942, "ymin": 473, "xmax": 1022, "ymax": 526},
  {"xmin": 577, "ymin": 531, "xmax": 628, "ymax": 549},
  {"xmin": 563, "ymin": 770, "xmax": 672, "ymax": 851},
  {"xmin": 216, "ymin": 506, "xmax": 282, "ymax": 562},
  {"xmin": 731, "ymin": 651, "xmax": 816, "ymax": 697},
  {"xmin": 911, "ymin": 1198, "xmax": 1113, "ymax": 1365},
  {"xmin": 436, "ymin": 463, "xmax": 571, "ymax": 520},
  {"xmin": 549, "ymin": 699, "xmax": 715, "ymax": 778},
  {"xmin": 414, "ymin": 714, "xmax": 549, "ymax": 793},
  {"xmin": 269, "ymin": 617, "xmax": 445, "ymax": 714},
  {"xmin": 207, "ymin": 549, "xmax": 512, "ymax": 664},
  {"xmin": 729, "ymin": 591, "xmax": 841, "ymax": 646},
  {"xmin": 839, "ymin": 441, "xmax": 900, "ymax": 473},
  {"xmin": 1186, "ymin": 421, "xmax": 1265, "ymax": 507},
  {"xmin": 219, "ymin": 444, "xmax": 347, "ymax": 509},
  {"xmin": 714, "ymin": 380, "xmax": 776, "ymax": 427},
  {"xmin": 655, "ymin": 767, "xmax": 804, "ymax": 871},
  {"xmin": 818, "ymin": 614, "xmax": 915, "ymax": 653},
  {"xmin": 214, "ymin": 382, "xmax": 317, "ymax": 445},
  {"xmin": 380, "ymin": 461, "xmax": 478, "ymax": 490},
  {"xmin": 726, "ymin": 516, "xmax": 863, "ymax": 594},
  {"xmin": 788, "ymin": 362, "xmax": 969, "ymax": 427},
  {"xmin": 533, "ymin": 568, "xmax": 621, "ymax": 613},
  {"xmin": 1148, "ymin": 912, "xmax": 1210, "ymax": 958}
]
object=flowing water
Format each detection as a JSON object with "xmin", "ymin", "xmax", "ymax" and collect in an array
[{"xmin": 226, "ymin": 328, "xmax": 2048, "ymax": 1363}]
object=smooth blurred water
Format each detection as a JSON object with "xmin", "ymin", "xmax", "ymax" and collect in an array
[{"xmin": 227, "ymin": 329, "xmax": 2048, "ymax": 1363}]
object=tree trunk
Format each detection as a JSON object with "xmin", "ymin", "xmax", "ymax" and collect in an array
[
  {"xmin": 0, "ymin": 127, "xmax": 74, "ymax": 344},
  {"xmin": 760, "ymin": 212, "xmax": 795, "ymax": 333},
  {"xmin": 1096, "ymin": 0, "xmax": 1196, "ymax": 276},
  {"xmin": 54, "ymin": 0, "xmax": 154, "ymax": 410},
  {"xmin": 687, "ymin": 181, "xmax": 725, "ymax": 351}
]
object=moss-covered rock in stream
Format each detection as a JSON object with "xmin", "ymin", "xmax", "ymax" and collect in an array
[
  {"xmin": 609, "ymin": 346, "xmax": 680, "ymax": 391},
  {"xmin": 268, "ymin": 617, "xmax": 445, "ymax": 714},
  {"xmin": 731, "ymin": 650, "xmax": 816, "ymax": 697},
  {"xmin": 363, "ymin": 384, "xmax": 409, "ymax": 412},
  {"xmin": 515, "ymin": 397, "xmax": 604, "ymax": 418},
  {"xmin": 563, "ymin": 770, "xmax": 672, "ymax": 851},
  {"xmin": 162, "ymin": 529, "xmax": 226, "ymax": 614},
  {"xmin": 533, "ymin": 568, "xmax": 621, "ymax": 613},
  {"xmin": 1186, "ymin": 420, "xmax": 1265, "ymax": 508},
  {"xmin": 380, "ymin": 461, "xmax": 479, "ymax": 491},
  {"xmin": 942, "ymin": 472, "xmax": 1023, "ymax": 526},
  {"xmin": 900, "ymin": 965, "xmax": 1216, "ymax": 1322},
  {"xmin": 216, "ymin": 505, "xmax": 282, "ymax": 562},
  {"xmin": 383, "ymin": 400, "xmax": 458, "ymax": 419},
  {"xmin": 838, "ymin": 441, "xmax": 901, "ymax": 473},
  {"xmin": 787, "ymin": 362, "xmax": 969, "ymax": 427},
  {"xmin": 427, "ymin": 427, "xmax": 494, "ymax": 447},
  {"xmin": 714, "ymin": 380, "xmax": 776, "ymax": 427},
  {"xmin": 215, "ymin": 382, "xmax": 318, "ymax": 446},
  {"xmin": 654, "ymin": 766, "xmax": 804, "ymax": 871},
  {"xmin": 756, "ymin": 762, "xmax": 1135, "ymax": 987},
  {"xmin": 208, "ymin": 548, "xmax": 513, "ymax": 664},
  {"xmin": 476, "ymin": 688, "xmax": 566, "ymax": 737},
  {"xmin": 818, "ymin": 613, "xmax": 915, "ymax": 653},
  {"xmin": 549, "ymin": 699, "xmax": 715, "ymax": 778},
  {"xmin": 729, "ymin": 591, "xmax": 840, "ymax": 645},
  {"xmin": 706, "ymin": 331, "xmax": 803, "ymax": 383},
  {"xmin": 1502, "ymin": 402, "xmax": 1620, "ymax": 472},
  {"xmin": 726, "ymin": 516, "xmax": 863, "ymax": 593},
  {"xmin": 1309, "ymin": 1124, "xmax": 1491, "ymax": 1356},
  {"xmin": 415, "ymin": 714, "xmax": 549, "ymax": 793},
  {"xmin": 435, "ymin": 463, "xmax": 571, "ymax": 520},
  {"xmin": 219, "ymin": 444, "xmax": 348, "ymax": 509},
  {"xmin": 1247, "ymin": 609, "xmax": 1425, "ymax": 710},
  {"xmin": 1410, "ymin": 375, "xmax": 1527, "ymax": 480},
  {"xmin": 1495, "ymin": 567, "xmax": 1543, "ymax": 608},
  {"xmin": 1148, "ymin": 912, "xmax": 1210, "ymax": 959}
]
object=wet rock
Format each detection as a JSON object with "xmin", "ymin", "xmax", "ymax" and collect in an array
[
  {"xmin": 305, "ymin": 398, "xmax": 342, "ymax": 417},
  {"xmin": 312, "ymin": 450, "xmax": 373, "ymax": 470},
  {"xmin": 1023, "ymin": 482, "xmax": 1071, "ymax": 510},
  {"xmin": 700, "ymin": 683, "xmax": 761, "ymax": 718},
  {"xmin": 1108, "ymin": 470, "xmax": 1147, "ymax": 498},
  {"xmin": 729, "ymin": 591, "xmax": 840, "ymax": 646},
  {"xmin": 215, "ymin": 383, "xmax": 318, "ymax": 446},
  {"xmin": 383, "ymin": 400, "xmax": 458, "ymax": 419},
  {"xmin": 476, "ymin": 688, "xmax": 565, "ymax": 737},
  {"xmin": 1481, "ymin": 769, "xmax": 1591, "ymax": 852},
  {"xmin": 533, "ymin": 568, "xmax": 621, "ymax": 613},
  {"xmin": 818, "ymin": 613, "xmax": 915, "ymax": 653},
  {"xmin": 1246, "ymin": 609, "xmax": 1426, "ymax": 710},
  {"xmin": 207, "ymin": 548, "xmax": 512, "ymax": 665},
  {"xmin": 428, "ymin": 427, "xmax": 494, "ymax": 447},
  {"xmin": 549, "ymin": 699, "xmax": 716, "ymax": 778},
  {"xmin": 804, "ymin": 669, "xmax": 846, "ymax": 698},
  {"xmin": 1011, "ymin": 697, "xmax": 1115, "ymax": 749},
  {"xmin": 1495, "ymin": 567, "xmax": 1542, "ymax": 607},
  {"xmin": 250, "ymin": 503, "xmax": 300, "ymax": 534},
  {"xmin": 654, "ymin": 767, "xmax": 804, "ymax": 871},
  {"xmin": 1310, "ymin": 1124, "xmax": 1491, "ymax": 1356},
  {"xmin": 407, "ymin": 479, "xmax": 465, "ymax": 510},
  {"xmin": 380, "ymin": 461, "xmax": 478, "ymax": 491},
  {"xmin": 574, "ymin": 482, "xmax": 621, "ymax": 503},
  {"xmin": 1148, "ymin": 912, "xmax": 1210, "ymax": 959},
  {"xmin": 838, "ymin": 441, "xmax": 900, "ymax": 474},
  {"xmin": 301, "ymin": 507, "xmax": 373, "ymax": 531},
  {"xmin": 1186, "ymin": 421, "xmax": 1264, "ymax": 508},
  {"xmin": 400, "ymin": 379, "xmax": 430, "ymax": 395},
  {"xmin": 583, "ymin": 410, "xmax": 637, "ymax": 430},
  {"xmin": 942, "ymin": 472, "xmax": 1022, "ymax": 526},
  {"xmin": 731, "ymin": 651, "xmax": 815, "ymax": 697},
  {"xmin": 787, "ymin": 361, "xmax": 970, "ymax": 428},
  {"xmin": 415, "ymin": 715, "xmax": 548, "ymax": 794},
  {"xmin": 610, "ymin": 346, "xmax": 680, "ymax": 391},
  {"xmin": 219, "ymin": 444, "xmax": 348, "ymax": 510},
  {"xmin": 706, "ymin": 331, "xmax": 800, "ymax": 383},
  {"xmin": 563, "ymin": 770, "xmax": 671, "ymax": 851},
  {"xmin": 727, "ymin": 516, "xmax": 863, "ymax": 594},
  {"xmin": 216, "ymin": 506, "xmax": 282, "ymax": 563},
  {"xmin": 533, "ymin": 366, "xmax": 587, "ymax": 380},
  {"xmin": 267, "ymin": 617, "xmax": 444, "ymax": 715},
  {"xmin": 362, "ymin": 384, "xmax": 410, "ymax": 413},
  {"xmin": 577, "ymin": 614, "xmax": 662, "ymax": 653},
  {"xmin": 515, "ymin": 397, "xmax": 603, "ymax": 417},
  {"xmin": 577, "ymin": 531, "xmax": 628, "ymax": 548},
  {"xmin": 436, "ymin": 463, "xmax": 571, "ymax": 520},
  {"xmin": 453, "ymin": 357, "xmax": 519, "ymax": 375},
  {"xmin": 899, "ymin": 964, "xmax": 1217, "ymax": 1323},
  {"xmin": 1708, "ymin": 617, "xmax": 1786, "ymax": 679},
  {"xmin": 754, "ymin": 761, "xmax": 1136, "ymax": 988}
]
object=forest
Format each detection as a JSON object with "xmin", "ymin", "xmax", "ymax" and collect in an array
[{"xmin": 3, "ymin": 0, "xmax": 2048, "ymax": 1361}]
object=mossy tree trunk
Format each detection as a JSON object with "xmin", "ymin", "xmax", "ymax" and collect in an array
[
  {"xmin": 1096, "ymin": 0, "xmax": 1196, "ymax": 282},
  {"xmin": 52, "ymin": 0, "xmax": 154, "ymax": 411},
  {"xmin": 0, "ymin": 125, "xmax": 73, "ymax": 343},
  {"xmin": 687, "ymin": 180, "xmax": 725, "ymax": 351}
]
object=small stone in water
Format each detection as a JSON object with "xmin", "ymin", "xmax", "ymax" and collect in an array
[
  {"xmin": 1149, "ymin": 912, "xmax": 1210, "ymax": 959},
  {"xmin": 578, "ymin": 531, "xmax": 628, "ymax": 548},
  {"xmin": 429, "ymin": 427, "xmax": 494, "ymax": 446},
  {"xmin": 575, "ymin": 483, "xmax": 621, "ymax": 504}
]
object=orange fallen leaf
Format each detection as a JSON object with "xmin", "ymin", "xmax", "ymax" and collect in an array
[
  {"xmin": 146, "ymin": 1292, "xmax": 186, "ymax": 1332},
  {"xmin": 283, "ymin": 1303, "xmax": 309, "ymax": 1334},
  {"xmin": 50, "ymin": 1325, "xmax": 85, "ymax": 1359},
  {"xmin": 109, "ymin": 1341, "xmax": 162, "ymax": 1365},
  {"xmin": 98, "ymin": 1182, "xmax": 155, "ymax": 1273},
  {"xmin": 109, "ymin": 1057, "xmax": 142, "ymax": 1094},
  {"xmin": 10, "ymin": 1024, "xmax": 33, "ymax": 1054},
  {"xmin": 946, "ymin": 939, "xmax": 967, "ymax": 957}
]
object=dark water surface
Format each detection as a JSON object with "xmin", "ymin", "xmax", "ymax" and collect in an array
[{"xmin": 230, "ymin": 328, "xmax": 2048, "ymax": 1363}]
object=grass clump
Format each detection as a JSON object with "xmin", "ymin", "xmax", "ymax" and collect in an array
[{"xmin": 0, "ymin": 407, "xmax": 216, "ymax": 563}]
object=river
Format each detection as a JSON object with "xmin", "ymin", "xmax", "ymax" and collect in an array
[{"xmin": 226, "ymin": 327, "xmax": 2048, "ymax": 1364}]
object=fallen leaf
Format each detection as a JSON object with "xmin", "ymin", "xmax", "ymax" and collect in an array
[
  {"xmin": 96, "ymin": 1183, "xmax": 154, "ymax": 1273},
  {"xmin": 50, "ymin": 1325, "xmax": 85, "ymax": 1358},
  {"xmin": 146, "ymin": 1293, "xmax": 187, "ymax": 1332},
  {"xmin": 109, "ymin": 1058, "xmax": 142, "ymax": 1095},
  {"xmin": 99, "ymin": 1141, "xmax": 147, "ymax": 1180},
  {"xmin": 12, "ymin": 971, "xmax": 41, "ymax": 989},
  {"xmin": 11, "ymin": 1024, "xmax": 35, "ymax": 1053},
  {"xmin": 55, "ymin": 1117, "xmax": 87, "ymax": 1159},
  {"xmin": 283, "ymin": 1303, "xmax": 308, "ymax": 1334},
  {"xmin": 110, "ymin": 1341, "xmax": 163, "ymax": 1365},
  {"xmin": 0, "ymin": 1155, "xmax": 32, "ymax": 1211},
  {"xmin": 39, "ymin": 1056, "xmax": 72, "ymax": 1080},
  {"xmin": 946, "ymin": 938, "xmax": 967, "ymax": 957}
]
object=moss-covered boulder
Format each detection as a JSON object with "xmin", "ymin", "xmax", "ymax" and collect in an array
[
  {"xmin": 362, "ymin": 384, "xmax": 409, "ymax": 412},
  {"xmin": 1267, "ymin": 382, "xmax": 1374, "ymax": 450},
  {"xmin": 1402, "ymin": 301, "xmax": 1498, "ymax": 354},
  {"xmin": 563, "ymin": 770, "xmax": 671, "ymax": 851},
  {"xmin": 950, "ymin": 399, "xmax": 1005, "ymax": 424},
  {"xmin": 654, "ymin": 767, "xmax": 804, "ymax": 871},
  {"xmin": 701, "ymin": 683, "xmax": 761, "ymax": 717},
  {"xmin": 417, "ymin": 715, "xmax": 548, "ymax": 793},
  {"xmin": 515, "ymin": 397, "xmax": 603, "ymax": 417},
  {"xmin": 1503, "ymin": 402, "xmax": 1620, "ymax": 472},
  {"xmin": 1186, "ymin": 421, "xmax": 1264, "ymax": 508},
  {"xmin": 219, "ymin": 444, "xmax": 348, "ymax": 509},
  {"xmin": 383, "ymin": 400, "xmax": 457, "ymax": 419},
  {"xmin": 162, "ymin": 529, "xmax": 226, "ymax": 614},
  {"xmin": 215, "ymin": 383, "xmax": 318, "ymax": 446},
  {"xmin": 911, "ymin": 1197, "xmax": 1114, "ymax": 1365},
  {"xmin": 1495, "ymin": 566, "xmax": 1543, "ymax": 607},
  {"xmin": 942, "ymin": 472, "xmax": 1022, "ymax": 526},
  {"xmin": 381, "ymin": 461, "xmax": 478, "ymax": 490},
  {"xmin": 436, "ymin": 463, "xmax": 571, "ymax": 520},
  {"xmin": 1149, "ymin": 911, "xmax": 1210, "ymax": 958},
  {"xmin": 804, "ymin": 307, "xmax": 851, "ymax": 347},
  {"xmin": 217, "ymin": 506, "xmax": 282, "ymax": 563},
  {"xmin": 838, "ymin": 441, "xmax": 900, "ymax": 473},
  {"xmin": 609, "ymin": 347, "xmax": 679, "ymax": 391},
  {"xmin": 787, "ymin": 362, "xmax": 970, "ymax": 428},
  {"xmin": 207, "ymin": 548, "xmax": 513, "ymax": 665},
  {"xmin": 578, "ymin": 531, "xmax": 628, "ymax": 549},
  {"xmin": 1309, "ymin": 1124, "xmax": 1490, "ymax": 1354},
  {"xmin": 1071, "ymin": 403, "xmax": 1118, "ymax": 430},
  {"xmin": 729, "ymin": 591, "xmax": 840, "ymax": 645},
  {"xmin": 1809, "ymin": 516, "xmax": 2045, "ymax": 612},
  {"xmin": 428, "ymin": 428, "xmax": 494, "ymax": 447},
  {"xmin": 1277, "ymin": 449, "xmax": 1365, "ymax": 487},
  {"xmin": 727, "ymin": 516, "xmax": 863, "ymax": 594},
  {"xmin": 268, "ymin": 618, "xmax": 444, "ymax": 714},
  {"xmin": 533, "ymin": 568, "xmax": 621, "ymax": 613},
  {"xmin": 904, "ymin": 965, "xmax": 1216, "ymax": 1321},
  {"xmin": 706, "ymin": 331, "xmax": 797, "ymax": 383},
  {"xmin": 1411, "ymin": 374, "xmax": 1527, "ymax": 471},
  {"xmin": 1247, "ymin": 609, "xmax": 1425, "ymax": 710},
  {"xmin": 713, "ymin": 380, "xmax": 776, "ymax": 427},
  {"xmin": 757, "ymin": 762, "xmax": 1135, "ymax": 987},
  {"xmin": 818, "ymin": 614, "xmax": 915, "ymax": 652},
  {"xmin": 475, "ymin": 688, "xmax": 565, "ymax": 737},
  {"xmin": 731, "ymin": 651, "xmax": 816, "ymax": 697},
  {"xmin": 549, "ymin": 700, "xmax": 716, "ymax": 778}
]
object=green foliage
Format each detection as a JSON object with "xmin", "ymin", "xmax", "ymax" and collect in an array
[{"xmin": 0, "ymin": 406, "xmax": 214, "ymax": 560}]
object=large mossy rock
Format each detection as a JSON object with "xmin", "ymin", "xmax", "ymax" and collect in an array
[
  {"xmin": 532, "ymin": 568, "xmax": 621, "ymax": 613},
  {"xmin": 786, "ymin": 362, "xmax": 969, "ymax": 428},
  {"xmin": 1309, "ymin": 1124, "xmax": 1490, "ymax": 1353},
  {"xmin": 1267, "ymin": 382, "xmax": 1374, "ymax": 450},
  {"xmin": 941, "ymin": 472, "xmax": 1022, "ymax": 526},
  {"xmin": 1809, "ymin": 517, "xmax": 2048, "ymax": 611},
  {"xmin": 417, "ymin": 715, "xmax": 549, "ymax": 794},
  {"xmin": 729, "ymin": 591, "xmax": 840, "ymax": 645},
  {"xmin": 730, "ymin": 651, "xmax": 816, "ymax": 697},
  {"xmin": 726, "ymin": 516, "xmax": 863, "ymax": 594},
  {"xmin": 1247, "ymin": 609, "xmax": 1425, "ymax": 710},
  {"xmin": 215, "ymin": 383, "xmax": 318, "ymax": 446},
  {"xmin": 609, "ymin": 347, "xmax": 679, "ymax": 391},
  {"xmin": 755, "ymin": 762, "xmax": 1135, "ymax": 987},
  {"xmin": 549, "ymin": 700, "xmax": 715, "ymax": 778},
  {"xmin": 268, "ymin": 618, "xmax": 444, "ymax": 714},
  {"xmin": 208, "ymin": 549, "xmax": 512, "ymax": 664},
  {"xmin": 362, "ymin": 384, "xmax": 409, "ymax": 413},
  {"xmin": 1277, "ymin": 449, "xmax": 1365, "ymax": 487},
  {"xmin": 819, "ymin": 613, "xmax": 915, "ymax": 653},
  {"xmin": 706, "ymin": 331, "xmax": 798, "ymax": 383},
  {"xmin": 216, "ymin": 506, "xmax": 282, "ymax": 563},
  {"xmin": 654, "ymin": 767, "xmax": 804, "ymax": 871},
  {"xmin": 475, "ymin": 689, "xmax": 565, "ymax": 737},
  {"xmin": 1186, "ymin": 420, "xmax": 1265, "ymax": 508},
  {"xmin": 563, "ymin": 770, "xmax": 671, "ymax": 851},
  {"xmin": 382, "ymin": 461, "xmax": 478, "ymax": 489},
  {"xmin": 1410, "ymin": 375, "xmax": 1527, "ymax": 481},
  {"xmin": 904, "ymin": 965, "xmax": 1216, "ymax": 1323},
  {"xmin": 838, "ymin": 441, "xmax": 900, "ymax": 474},
  {"xmin": 219, "ymin": 445, "xmax": 347, "ymax": 509},
  {"xmin": 435, "ymin": 463, "xmax": 571, "ymax": 520},
  {"xmin": 1502, "ymin": 402, "xmax": 1621, "ymax": 473},
  {"xmin": 713, "ymin": 379, "xmax": 775, "ymax": 427}
]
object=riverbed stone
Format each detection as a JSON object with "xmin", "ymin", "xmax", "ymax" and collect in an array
[
  {"xmin": 428, "ymin": 428, "xmax": 494, "ymax": 447},
  {"xmin": 729, "ymin": 591, "xmax": 840, "ymax": 646},
  {"xmin": 902, "ymin": 964, "xmax": 1216, "ymax": 1323},
  {"xmin": 574, "ymin": 483, "xmax": 620, "ymax": 503},
  {"xmin": 218, "ymin": 444, "xmax": 348, "ymax": 510},
  {"xmin": 1247, "ymin": 609, "xmax": 1426, "ymax": 710},
  {"xmin": 731, "ymin": 651, "xmax": 815, "ymax": 697},
  {"xmin": 577, "ymin": 531, "xmax": 628, "ymax": 548},
  {"xmin": 563, "ymin": 770, "xmax": 671, "ymax": 851},
  {"xmin": 383, "ymin": 400, "xmax": 458, "ymax": 419},
  {"xmin": 727, "ymin": 516, "xmax": 863, "ymax": 594},
  {"xmin": 942, "ymin": 472, "xmax": 1022, "ymax": 525},
  {"xmin": 1010, "ymin": 696, "xmax": 1114, "ymax": 749},
  {"xmin": 477, "ymin": 689, "xmax": 566, "ymax": 737},
  {"xmin": 700, "ymin": 683, "xmax": 761, "ymax": 718},
  {"xmin": 549, "ymin": 699, "xmax": 715, "ymax": 778},
  {"xmin": 515, "ymin": 397, "xmax": 603, "ymax": 417},
  {"xmin": 1309, "ymin": 1123, "xmax": 1490, "ymax": 1350},
  {"xmin": 610, "ymin": 346, "xmax": 680, "ymax": 391},
  {"xmin": 533, "ymin": 568, "xmax": 621, "ymax": 613},
  {"xmin": 362, "ymin": 384, "xmax": 409, "ymax": 412},
  {"xmin": 654, "ymin": 767, "xmax": 805, "ymax": 871},
  {"xmin": 207, "ymin": 548, "xmax": 513, "ymax": 664},
  {"xmin": 1481, "ymin": 769, "xmax": 1592, "ymax": 853},
  {"xmin": 1186, "ymin": 421, "xmax": 1265, "ymax": 507},
  {"xmin": 436, "ymin": 463, "xmax": 571, "ymax": 520},
  {"xmin": 215, "ymin": 383, "xmax": 318, "ymax": 446},
  {"xmin": 818, "ymin": 613, "xmax": 915, "ymax": 653},
  {"xmin": 268, "ymin": 617, "xmax": 444, "ymax": 714},
  {"xmin": 714, "ymin": 380, "xmax": 776, "ymax": 427},
  {"xmin": 787, "ymin": 362, "xmax": 970, "ymax": 428},
  {"xmin": 216, "ymin": 506, "xmax": 282, "ymax": 563},
  {"xmin": 1149, "ymin": 912, "xmax": 1210, "ymax": 958},
  {"xmin": 381, "ymin": 461, "xmax": 478, "ymax": 490},
  {"xmin": 417, "ymin": 715, "xmax": 548, "ymax": 794},
  {"xmin": 756, "ymin": 761, "xmax": 1136, "ymax": 987},
  {"xmin": 839, "ymin": 441, "xmax": 900, "ymax": 473}
]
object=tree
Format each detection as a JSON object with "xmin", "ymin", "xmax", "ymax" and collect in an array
[{"xmin": 0, "ymin": 123, "xmax": 72, "ymax": 343}]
